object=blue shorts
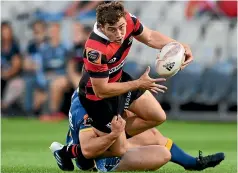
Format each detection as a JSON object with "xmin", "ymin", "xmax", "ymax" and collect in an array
[{"xmin": 65, "ymin": 89, "xmax": 121, "ymax": 172}]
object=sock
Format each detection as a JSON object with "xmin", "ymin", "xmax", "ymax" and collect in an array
[
  {"xmin": 166, "ymin": 138, "xmax": 197, "ymax": 169},
  {"xmin": 62, "ymin": 144, "xmax": 95, "ymax": 170},
  {"xmin": 62, "ymin": 144, "xmax": 81, "ymax": 158}
]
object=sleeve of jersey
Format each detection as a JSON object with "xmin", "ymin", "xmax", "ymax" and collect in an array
[
  {"xmin": 131, "ymin": 14, "xmax": 144, "ymax": 36},
  {"xmin": 84, "ymin": 48, "xmax": 109, "ymax": 78},
  {"xmin": 79, "ymin": 123, "xmax": 93, "ymax": 132}
]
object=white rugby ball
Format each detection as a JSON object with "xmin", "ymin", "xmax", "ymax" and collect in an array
[{"xmin": 155, "ymin": 42, "xmax": 185, "ymax": 78}]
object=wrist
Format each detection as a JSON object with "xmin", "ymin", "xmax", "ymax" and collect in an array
[
  {"xmin": 132, "ymin": 79, "xmax": 141, "ymax": 90},
  {"xmin": 109, "ymin": 131, "xmax": 120, "ymax": 139}
]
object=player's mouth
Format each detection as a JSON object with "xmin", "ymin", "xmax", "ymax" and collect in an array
[{"xmin": 115, "ymin": 38, "xmax": 123, "ymax": 44}]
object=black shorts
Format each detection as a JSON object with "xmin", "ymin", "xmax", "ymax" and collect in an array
[{"xmin": 79, "ymin": 71, "xmax": 145, "ymax": 133}]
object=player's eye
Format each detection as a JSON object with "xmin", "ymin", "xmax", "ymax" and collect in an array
[{"xmin": 109, "ymin": 28, "xmax": 116, "ymax": 32}]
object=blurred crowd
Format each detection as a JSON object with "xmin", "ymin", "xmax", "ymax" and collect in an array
[
  {"xmin": 1, "ymin": 19, "xmax": 92, "ymax": 121},
  {"xmin": 185, "ymin": 0, "xmax": 237, "ymax": 20},
  {"xmin": 0, "ymin": 1, "xmax": 104, "ymax": 121},
  {"xmin": 1, "ymin": 0, "xmax": 237, "ymax": 121}
]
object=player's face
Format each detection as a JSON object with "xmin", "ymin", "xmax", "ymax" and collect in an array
[{"xmin": 102, "ymin": 17, "xmax": 127, "ymax": 44}]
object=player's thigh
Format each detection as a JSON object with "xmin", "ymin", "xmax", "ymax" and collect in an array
[
  {"xmin": 129, "ymin": 90, "xmax": 166, "ymax": 122},
  {"xmin": 93, "ymin": 128, "xmax": 129, "ymax": 157},
  {"xmin": 115, "ymin": 145, "xmax": 171, "ymax": 171},
  {"xmin": 127, "ymin": 128, "xmax": 161, "ymax": 147}
]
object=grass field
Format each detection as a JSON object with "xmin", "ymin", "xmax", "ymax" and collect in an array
[{"xmin": 1, "ymin": 118, "xmax": 237, "ymax": 173}]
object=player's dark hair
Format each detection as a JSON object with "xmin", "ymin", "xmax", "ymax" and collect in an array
[{"xmin": 96, "ymin": 1, "xmax": 126, "ymax": 26}]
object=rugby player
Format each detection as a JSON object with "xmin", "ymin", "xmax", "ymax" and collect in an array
[
  {"xmin": 49, "ymin": 89, "xmax": 225, "ymax": 172},
  {"xmin": 78, "ymin": 1, "xmax": 194, "ymax": 154}
]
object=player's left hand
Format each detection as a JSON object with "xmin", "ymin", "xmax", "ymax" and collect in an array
[{"xmin": 181, "ymin": 44, "xmax": 193, "ymax": 70}]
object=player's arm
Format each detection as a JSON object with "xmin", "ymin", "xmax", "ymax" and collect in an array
[
  {"xmin": 79, "ymin": 128, "xmax": 118, "ymax": 159},
  {"xmin": 135, "ymin": 26, "xmax": 175, "ymax": 49},
  {"xmin": 85, "ymin": 48, "xmax": 166, "ymax": 99},
  {"xmin": 91, "ymin": 70, "xmax": 166, "ymax": 98},
  {"xmin": 91, "ymin": 77, "xmax": 140, "ymax": 99},
  {"xmin": 136, "ymin": 27, "xmax": 193, "ymax": 69},
  {"xmin": 79, "ymin": 116, "xmax": 125, "ymax": 159},
  {"xmin": 131, "ymin": 14, "xmax": 193, "ymax": 69}
]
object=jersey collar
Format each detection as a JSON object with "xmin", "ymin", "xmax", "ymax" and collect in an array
[{"xmin": 93, "ymin": 22, "xmax": 110, "ymax": 41}]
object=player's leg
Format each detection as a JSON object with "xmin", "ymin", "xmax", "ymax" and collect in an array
[
  {"xmin": 113, "ymin": 145, "xmax": 171, "ymax": 171},
  {"xmin": 127, "ymin": 90, "xmax": 166, "ymax": 136},
  {"xmin": 126, "ymin": 128, "xmax": 199, "ymax": 170},
  {"xmin": 50, "ymin": 90, "xmax": 86, "ymax": 171},
  {"xmin": 124, "ymin": 115, "xmax": 225, "ymax": 171}
]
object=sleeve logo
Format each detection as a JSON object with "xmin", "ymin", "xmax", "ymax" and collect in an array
[{"xmin": 87, "ymin": 50, "xmax": 100, "ymax": 63}]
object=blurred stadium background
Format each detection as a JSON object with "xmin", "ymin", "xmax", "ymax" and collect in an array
[{"xmin": 1, "ymin": 1, "xmax": 237, "ymax": 173}]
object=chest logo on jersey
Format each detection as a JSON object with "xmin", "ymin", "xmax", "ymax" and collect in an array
[
  {"xmin": 108, "ymin": 57, "xmax": 117, "ymax": 64},
  {"xmin": 87, "ymin": 50, "xmax": 101, "ymax": 64},
  {"xmin": 109, "ymin": 60, "xmax": 125, "ymax": 74}
]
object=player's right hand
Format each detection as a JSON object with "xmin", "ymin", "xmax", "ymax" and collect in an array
[
  {"xmin": 111, "ymin": 115, "xmax": 126, "ymax": 137},
  {"xmin": 137, "ymin": 66, "xmax": 167, "ymax": 94}
]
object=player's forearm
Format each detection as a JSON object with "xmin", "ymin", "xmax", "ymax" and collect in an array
[
  {"xmin": 83, "ymin": 132, "xmax": 118, "ymax": 159},
  {"xmin": 147, "ymin": 30, "xmax": 176, "ymax": 49},
  {"xmin": 95, "ymin": 80, "xmax": 140, "ymax": 99}
]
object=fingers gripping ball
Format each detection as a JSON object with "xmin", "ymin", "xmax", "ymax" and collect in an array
[{"xmin": 155, "ymin": 42, "xmax": 185, "ymax": 78}]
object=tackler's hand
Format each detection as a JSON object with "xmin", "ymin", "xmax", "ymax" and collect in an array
[{"xmin": 111, "ymin": 115, "xmax": 126, "ymax": 137}]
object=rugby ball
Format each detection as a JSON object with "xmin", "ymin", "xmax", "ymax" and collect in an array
[{"xmin": 155, "ymin": 42, "xmax": 185, "ymax": 78}]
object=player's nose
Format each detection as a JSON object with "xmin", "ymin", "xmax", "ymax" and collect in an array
[{"xmin": 115, "ymin": 30, "xmax": 122, "ymax": 38}]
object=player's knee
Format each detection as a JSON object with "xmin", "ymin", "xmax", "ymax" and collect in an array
[
  {"xmin": 150, "ymin": 128, "xmax": 167, "ymax": 146},
  {"xmin": 154, "ymin": 109, "xmax": 166, "ymax": 124},
  {"xmin": 161, "ymin": 148, "xmax": 171, "ymax": 163}
]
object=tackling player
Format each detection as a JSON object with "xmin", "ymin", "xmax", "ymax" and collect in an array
[
  {"xmin": 49, "ymin": 89, "xmax": 225, "ymax": 172},
  {"xmin": 78, "ymin": 1, "xmax": 194, "ymax": 154}
]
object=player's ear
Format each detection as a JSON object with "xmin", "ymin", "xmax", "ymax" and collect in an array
[{"xmin": 98, "ymin": 23, "xmax": 105, "ymax": 32}]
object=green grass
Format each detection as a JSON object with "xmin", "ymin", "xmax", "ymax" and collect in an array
[{"xmin": 1, "ymin": 118, "xmax": 237, "ymax": 173}]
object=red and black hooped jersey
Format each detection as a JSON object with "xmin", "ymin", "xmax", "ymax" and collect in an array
[{"xmin": 79, "ymin": 12, "xmax": 144, "ymax": 101}]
